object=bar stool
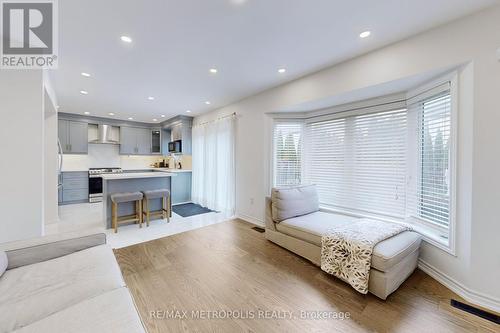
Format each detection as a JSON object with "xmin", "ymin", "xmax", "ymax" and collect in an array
[
  {"xmin": 110, "ymin": 192, "xmax": 143, "ymax": 233},
  {"xmin": 142, "ymin": 189, "xmax": 171, "ymax": 226}
]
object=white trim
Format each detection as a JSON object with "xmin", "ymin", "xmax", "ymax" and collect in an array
[
  {"xmin": 236, "ymin": 213, "xmax": 265, "ymax": 227},
  {"xmin": 266, "ymin": 92, "xmax": 406, "ymax": 120},
  {"xmin": 418, "ymin": 259, "xmax": 500, "ymax": 314}
]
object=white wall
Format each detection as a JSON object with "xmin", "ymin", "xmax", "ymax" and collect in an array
[
  {"xmin": 195, "ymin": 6, "xmax": 500, "ymax": 311},
  {"xmin": 0, "ymin": 70, "xmax": 45, "ymax": 243},
  {"xmin": 44, "ymin": 89, "xmax": 59, "ymax": 226}
]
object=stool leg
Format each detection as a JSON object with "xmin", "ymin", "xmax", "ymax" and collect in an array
[
  {"xmin": 112, "ymin": 202, "xmax": 118, "ymax": 233},
  {"xmin": 136, "ymin": 200, "xmax": 142, "ymax": 228},
  {"xmin": 167, "ymin": 195, "xmax": 171, "ymax": 223},
  {"xmin": 162, "ymin": 196, "xmax": 167, "ymax": 220},
  {"xmin": 146, "ymin": 198, "xmax": 150, "ymax": 227},
  {"xmin": 139, "ymin": 199, "xmax": 143, "ymax": 227}
]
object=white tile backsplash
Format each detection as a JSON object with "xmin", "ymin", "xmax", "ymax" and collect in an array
[{"xmin": 62, "ymin": 144, "xmax": 161, "ymax": 171}]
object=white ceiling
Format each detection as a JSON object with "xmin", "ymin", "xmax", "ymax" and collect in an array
[{"xmin": 52, "ymin": 0, "xmax": 497, "ymax": 123}]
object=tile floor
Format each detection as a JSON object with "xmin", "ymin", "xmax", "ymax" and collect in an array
[{"xmin": 45, "ymin": 202, "xmax": 232, "ymax": 249}]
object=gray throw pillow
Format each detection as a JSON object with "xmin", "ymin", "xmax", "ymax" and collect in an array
[
  {"xmin": 271, "ymin": 184, "xmax": 319, "ymax": 222},
  {"xmin": 0, "ymin": 251, "xmax": 7, "ymax": 277}
]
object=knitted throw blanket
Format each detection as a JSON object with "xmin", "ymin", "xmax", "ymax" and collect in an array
[{"xmin": 321, "ymin": 219, "xmax": 412, "ymax": 294}]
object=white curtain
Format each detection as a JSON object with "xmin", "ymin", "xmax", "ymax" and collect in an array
[{"xmin": 191, "ymin": 115, "xmax": 235, "ymax": 214}]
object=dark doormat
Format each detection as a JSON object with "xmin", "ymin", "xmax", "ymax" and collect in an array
[{"xmin": 172, "ymin": 203, "xmax": 216, "ymax": 217}]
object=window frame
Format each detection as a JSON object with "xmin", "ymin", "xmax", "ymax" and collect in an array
[
  {"xmin": 268, "ymin": 72, "xmax": 458, "ymax": 254},
  {"xmin": 406, "ymin": 73, "xmax": 458, "ymax": 255},
  {"xmin": 271, "ymin": 120, "xmax": 304, "ymax": 188}
]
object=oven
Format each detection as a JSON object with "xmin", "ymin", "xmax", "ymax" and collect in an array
[
  {"xmin": 88, "ymin": 174, "xmax": 103, "ymax": 203},
  {"xmin": 88, "ymin": 168, "xmax": 122, "ymax": 203}
]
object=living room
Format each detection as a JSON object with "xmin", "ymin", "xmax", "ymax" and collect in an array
[{"xmin": 1, "ymin": 1, "xmax": 500, "ymax": 332}]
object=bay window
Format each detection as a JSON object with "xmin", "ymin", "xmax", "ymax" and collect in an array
[{"xmin": 271, "ymin": 75, "xmax": 456, "ymax": 249}]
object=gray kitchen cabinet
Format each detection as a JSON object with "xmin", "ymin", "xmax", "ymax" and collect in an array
[
  {"xmin": 59, "ymin": 171, "xmax": 88, "ymax": 205},
  {"xmin": 58, "ymin": 120, "xmax": 69, "ymax": 153},
  {"xmin": 119, "ymin": 126, "xmax": 137, "ymax": 154},
  {"xmin": 151, "ymin": 129, "xmax": 161, "ymax": 154},
  {"xmin": 171, "ymin": 172, "xmax": 192, "ymax": 205},
  {"xmin": 120, "ymin": 126, "xmax": 156, "ymax": 155},
  {"xmin": 137, "ymin": 128, "xmax": 152, "ymax": 155},
  {"xmin": 58, "ymin": 120, "xmax": 88, "ymax": 154}
]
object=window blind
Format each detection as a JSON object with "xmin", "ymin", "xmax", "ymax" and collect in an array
[
  {"xmin": 305, "ymin": 108, "xmax": 407, "ymax": 218},
  {"xmin": 416, "ymin": 93, "xmax": 451, "ymax": 228},
  {"xmin": 273, "ymin": 122, "xmax": 303, "ymax": 187}
]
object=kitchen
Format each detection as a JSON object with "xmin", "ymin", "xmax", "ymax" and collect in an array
[{"xmin": 57, "ymin": 113, "xmax": 194, "ymax": 231}]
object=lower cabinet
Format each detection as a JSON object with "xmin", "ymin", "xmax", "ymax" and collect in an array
[
  {"xmin": 59, "ymin": 172, "xmax": 89, "ymax": 205},
  {"xmin": 171, "ymin": 172, "xmax": 192, "ymax": 205}
]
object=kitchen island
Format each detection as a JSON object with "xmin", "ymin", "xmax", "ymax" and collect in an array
[{"xmin": 101, "ymin": 172, "xmax": 175, "ymax": 229}]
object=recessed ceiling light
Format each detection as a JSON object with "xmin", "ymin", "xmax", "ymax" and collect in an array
[
  {"xmin": 205, "ymin": 101, "xmax": 211, "ymax": 105},
  {"xmin": 209, "ymin": 68, "xmax": 218, "ymax": 74},
  {"xmin": 108, "ymin": 112, "xmax": 115, "ymax": 116},
  {"xmin": 186, "ymin": 110, "xmax": 192, "ymax": 113},
  {"xmin": 128, "ymin": 117, "xmax": 133, "ymax": 120},
  {"xmin": 80, "ymin": 90, "xmax": 88, "ymax": 95},
  {"xmin": 359, "ymin": 31, "xmax": 371, "ymax": 38},
  {"xmin": 161, "ymin": 115, "xmax": 165, "ymax": 118},
  {"xmin": 152, "ymin": 118, "xmax": 158, "ymax": 122},
  {"xmin": 81, "ymin": 72, "xmax": 91, "ymax": 77},
  {"xmin": 147, "ymin": 96, "xmax": 155, "ymax": 101},
  {"xmin": 278, "ymin": 68, "xmax": 286, "ymax": 73},
  {"xmin": 84, "ymin": 112, "xmax": 90, "ymax": 115},
  {"xmin": 120, "ymin": 36, "xmax": 132, "ymax": 43}
]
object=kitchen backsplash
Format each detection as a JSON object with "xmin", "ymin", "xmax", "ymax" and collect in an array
[{"xmin": 62, "ymin": 144, "xmax": 191, "ymax": 171}]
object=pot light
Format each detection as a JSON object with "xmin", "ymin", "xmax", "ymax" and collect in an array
[
  {"xmin": 108, "ymin": 112, "xmax": 115, "ymax": 116},
  {"xmin": 120, "ymin": 36, "xmax": 132, "ymax": 43},
  {"xmin": 209, "ymin": 68, "xmax": 218, "ymax": 74},
  {"xmin": 278, "ymin": 68, "xmax": 286, "ymax": 74},
  {"xmin": 128, "ymin": 117, "xmax": 133, "ymax": 120},
  {"xmin": 81, "ymin": 72, "xmax": 91, "ymax": 77},
  {"xmin": 152, "ymin": 118, "xmax": 158, "ymax": 122},
  {"xmin": 186, "ymin": 110, "xmax": 192, "ymax": 113},
  {"xmin": 205, "ymin": 101, "xmax": 211, "ymax": 105},
  {"xmin": 80, "ymin": 90, "xmax": 88, "ymax": 95},
  {"xmin": 147, "ymin": 96, "xmax": 155, "ymax": 101},
  {"xmin": 359, "ymin": 31, "xmax": 371, "ymax": 38},
  {"xmin": 84, "ymin": 112, "xmax": 90, "ymax": 115},
  {"xmin": 161, "ymin": 115, "xmax": 165, "ymax": 118}
]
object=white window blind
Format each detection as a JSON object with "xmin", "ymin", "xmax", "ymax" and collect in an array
[
  {"xmin": 305, "ymin": 108, "xmax": 407, "ymax": 218},
  {"xmin": 273, "ymin": 122, "xmax": 303, "ymax": 187},
  {"xmin": 415, "ymin": 92, "xmax": 452, "ymax": 228}
]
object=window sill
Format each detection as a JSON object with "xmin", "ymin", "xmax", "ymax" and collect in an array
[{"xmin": 408, "ymin": 220, "xmax": 455, "ymax": 256}]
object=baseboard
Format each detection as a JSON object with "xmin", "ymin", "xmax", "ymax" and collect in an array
[
  {"xmin": 418, "ymin": 259, "xmax": 500, "ymax": 314},
  {"xmin": 235, "ymin": 213, "xmax": 265, "ymax": 227}
]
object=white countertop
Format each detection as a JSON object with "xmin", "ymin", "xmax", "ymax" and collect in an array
[
  {"xmin": 101, "ymin": 172, "xmax": 175, "ymax": 180},
  {"xmin": 123, "ymin": 168, "xmax": 192, "ymax": 173}
]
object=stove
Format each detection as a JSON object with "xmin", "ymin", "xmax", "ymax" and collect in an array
[{"xmin": 88, "ymin": 168, "xmax": 123, "ymax": 202}]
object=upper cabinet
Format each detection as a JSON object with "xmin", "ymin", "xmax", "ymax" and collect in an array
[
  {"xmin": 151, "ymin": 129, "xmax": 161, "ymax": 154},
  {"xmin": 58, "ymin": 120, "xmax": 88, "ymax": 154},
  {"xmin": 162, "ymin": 116, "xmax": 192, "ymax": 154},
  {"xmin": 120, "ymin": 126, "xmax": 157, "ymax": 155}
]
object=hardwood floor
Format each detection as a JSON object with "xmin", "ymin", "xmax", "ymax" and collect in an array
[{"xmin": 114, "ymin": 219, "xmax": 499, "ymax": 333}]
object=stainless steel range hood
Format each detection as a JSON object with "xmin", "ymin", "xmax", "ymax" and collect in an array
[{"xmin": 89, "ymin": 124, "xmax": 120, "ymax": 144}]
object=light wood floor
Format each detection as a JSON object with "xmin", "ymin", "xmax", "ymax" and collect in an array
[{"xmin": 114, "ymin": 219, "xmax": 498, "ymax": 333}]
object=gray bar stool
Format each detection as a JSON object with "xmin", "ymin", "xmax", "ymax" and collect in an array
[
  {"xmin": 110, "ymin": 192, "xmax": 143, "ymax": 233},
  {"xmin": 142, "ymin": 189, "xmax": 171, "ymax": 226}
]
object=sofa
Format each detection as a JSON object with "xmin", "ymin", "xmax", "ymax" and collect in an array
[
  {"xmin": 265, "ymin": 185, "xmax": 422, "ymax": 300},
  {"xmin": 0, "ymin": 232, "xmax": 145, "ymax": 333}
]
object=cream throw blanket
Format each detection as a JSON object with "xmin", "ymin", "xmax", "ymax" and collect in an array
[{"xmin": 321, "ymin": 219, "xmax": 412, "ymax": 294}]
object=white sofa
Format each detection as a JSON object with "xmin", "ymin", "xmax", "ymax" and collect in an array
[
  {"xmin": 265, "ymin": 185, "xmax": 422, "ymax": 299},
  {"xmin": 0, "ymin": 232, "xmax": 145, "ymax": 333}
]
